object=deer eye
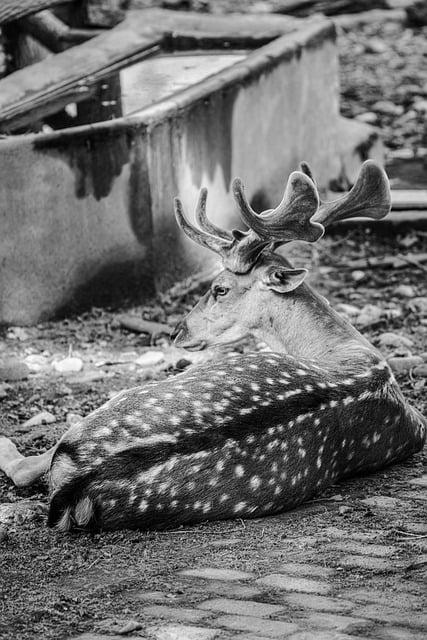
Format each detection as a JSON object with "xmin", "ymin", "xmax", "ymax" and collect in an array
[{"xmin": 212, "ymin": 285, "xmax": 230, "ymax": 299}]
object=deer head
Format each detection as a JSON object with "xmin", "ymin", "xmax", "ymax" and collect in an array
[{"xmin": 172, "ymin": 161, "xmax": 391, "ymax": 355}]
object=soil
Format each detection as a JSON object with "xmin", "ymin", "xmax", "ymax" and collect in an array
[{"xmin": 1, "ymin": 9, "xmax": 427, "ymax": 640}]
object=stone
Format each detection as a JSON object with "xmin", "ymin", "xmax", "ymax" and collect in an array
[
  {"xmin": 413, "ymin": 99, "xmax": 427, "ymax": 113},
  {"xmin": 0, "ymin": 527, "xmax": 8, "ymax": 544},
  {"xmin": 199, "ymin": 581, "xmax": 261, "ymax": 599},
  {"xmin": 66, "ymin": 412, "xmax": 84, "ymax": 426},
  {"xmin": 282, "ymin": 593, "xmax": 353, "ymax": 614},
  {"xmin": 355, "ymin": 304, "xmax": 383, "ymax": 326},
  {"xmin": 413, "ymin": 364, "xmax": 427, "ymax": 378},
  {"xmin": 6, "ymin": 327, "xmax": 29, "ymax": 341},
  {"xmin": 408, "ymin": 297, "xmax": 427, "ymax": 314},
  {"xmin": 0, "ymin": 384, "xmax": 10, "ymax": 399},
  {"xmin": 53, "ymin": 356, "xmax": 84, "ymax": 374},
  {"xmin": 375, "ymin": 628, "xmax": 427, "ymax": 640},
  {"xmin": 355, "ymin": 111, "xmax": 378, "ymax": 125},
  {"xmin": 364, "ymin": 38, "xmax": 388, "ymax": 54},
  {"xmin": 327, "ymin": 542, "xmax": 397, "ymax": 557},
  {"xmin": 179, "ymin": 568, "xmax": 254, "ymax": 581},
  {"xmin": 361, "ymin": 496, "xmax": 402, "ymax": 509},
  {"xmin": 24, "ymin": 354, "xmax": 49, "ymax": 372},
  {"xmin": 198, "ymin": 598, "xmax": 285, "ymax": 617},
  {"xmin": 22, "ymin": 411, "xmax": 56, "ymax": 428},
  {"xmin": 255, "ymin": 574, "xmax": 331, "ymax": 595},
  {"xmin": 135, "ymin": 351, "xmax": 165, "ymax": 367},
  {"xmin": 387, "ymin": 356, "xmax": 423, "ymax": 373},
  {"xmin": 303, "ymin": 612, "xmax": 373, "ymax": 633},
  {"xmin": 288, "ymin": 633, "xmax": 360, "ymax": 640},
  {"xmin": 409, "ymin": 475, "xmax": 427, "ymax": 487},
  {"xmin": 213, "ymin": 615, "xmax": 299, "ymax": 637},
  {"xmin": 378, "ymin": 332, "xmax": 414, "ymax": 349},
  {"xmin": 351, "ymin": 270, "xmax": 365, "ymax": 282},
  {"xmin": 394, "ymin": 284, "xmax": 416, "ymax": 298},
  {"xmin": 353, "ymin": 604, "xmax": 427, "ymax": 628},
  {"xmin": 143, "ymin": 605, "xmax": 210, "ymax": 623},
  {"xmin": 275, "ymin": 563, "xmax": 335, "ymax": 578},
  {"xmin": 0, "ymin": 359, "xmax": 30, "ymax": 381},
  {"xmin": 372, "ymin": 100, "xmax": 403, "ymax": 116},
  {"xmin": 146, "ymin": 624, "xmax": 221, "ymax": 640},
  {"xmin": 337, "ymin": 555, "xmax": 392, "ymax": 571}
]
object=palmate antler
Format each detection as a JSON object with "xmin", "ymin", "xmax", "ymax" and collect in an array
[{"xmin": 173, "ymin": 160, "xmax": 391, "ymax": 274}]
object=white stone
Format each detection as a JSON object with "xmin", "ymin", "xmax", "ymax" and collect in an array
[
  {"xmin": 53, "ymin": 356, "xmax": 83, "ymax": 373},
  {"xmin": 22, "ymin": 411, "xmax": 56, "ymax": 428},
  {"xmin": 135, "ymin": 351, "xmax": 165, "ymax": 367}
]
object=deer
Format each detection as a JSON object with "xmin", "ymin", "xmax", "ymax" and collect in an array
[{"xmin": 0, "ymin": 160, "xmax": 425, "ymax": 532}]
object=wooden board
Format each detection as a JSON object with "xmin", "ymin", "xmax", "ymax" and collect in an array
[{"xmin": 0, "ymin": 13, "xmax": 164, "ymax": 132}]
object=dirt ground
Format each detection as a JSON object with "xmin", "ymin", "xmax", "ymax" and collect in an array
[{"xmin": 1, "ymin": 9, "xmax": 427, "ymax": 640}]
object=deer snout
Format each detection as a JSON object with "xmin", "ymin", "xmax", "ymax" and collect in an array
[{"xmin": 172, "ymin": 319, "xmax": 207, "ymax": 351}]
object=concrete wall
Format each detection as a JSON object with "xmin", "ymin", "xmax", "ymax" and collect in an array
[{"xmin": 0, "ymin": 18, "xmax": 382, "ymax": 325}]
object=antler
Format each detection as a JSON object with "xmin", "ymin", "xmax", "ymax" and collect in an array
[
  {"xmin": 174, "ymin": 171, "xmax": 322, "ymax": 274},
  {"xmin": 304, "ymin": 160, "xmax": 391, "ymax": 227}
]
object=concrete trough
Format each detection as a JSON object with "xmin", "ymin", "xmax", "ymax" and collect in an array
[{"xmin": 0, "ymin": 10, "xmax": 382, "ymax": 325}]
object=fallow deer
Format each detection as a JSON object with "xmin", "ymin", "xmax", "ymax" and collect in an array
[{"xmin": 0, "ymin": 160, "xmax": 425, "ymax": 531}]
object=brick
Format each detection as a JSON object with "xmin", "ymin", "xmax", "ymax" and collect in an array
[
  {"xmin": 283, "ymin": 593, "xmax": 354, "ymax": 613},
  {"xmin": 375, "ymin": 626, "xmax": 427, "ymax": 640},
  {"xmin": 255, "ymin": 574, "xmax": 331, "ymax": 595},
  {"xmin": 133, "ymin": 591, "xmax": 176, "ymax": 604},
  {"xmin": 146, "ymin": 624, "xmax": 221, "ymax": 640},
  {"xmin": 288, "ymin": 633, "xmax": 362, "ymax": 640},
  {"xmin": 199, "ymin": 581, "xmax": 261, "ymax": 599},
  {"xmin": 143, "ymin": 605, "xmax": 210, "ymax": 623},
  {"xmin": 198, "ymin": 598, "xmax": 285, "ymax": 617},
  {"xmin": 341, "ymin": 589, "xmax": 424, "ymax": 609},
  {"xmin": 179, "ymin": 567, "xmax": 253, "ymax": 581},
  {"xmin": 214, "ymin": 615, "xmax": 299, "ymax": 637},
  {"xmin": 276, "ymin": 563, "xmax": 335, "ymax": 578},
  {"xmin": 354, "ymin": 604, "xmax": 427, "ymax": 628},
  {"xmin": 327, "ymin": 542, "xmax": 397, "ymax": 557},
  {"xmin": 304, "ymin": 612, "xmax": 373, "ymax": 633},
  {"xmin": 337, "ymin": 555, "xmax": 393, "ymax": 571}
]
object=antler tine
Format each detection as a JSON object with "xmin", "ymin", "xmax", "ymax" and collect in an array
[
  {"xmin": 312, "ymin": 160, "xmax": 391, "ymax": 227},
  {"xmin": 232, "ymin": 172, "xmax": 323, "ymax": 244},
  {"xmin": 195, "ymin": 188, "xmax": 233, "ymax": 241},
  {"xmin": 173, "ymin": 192, "xmax": 231, "ymax": 256}
]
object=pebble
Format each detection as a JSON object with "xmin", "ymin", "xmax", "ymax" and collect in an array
[
  {"xmin": 408, "ymin": 296, "xmax": 427, "ymax": 314},
  {"xmin": 387, "ymin": 355, "xmax": 423, "ymax": 373},
  {"xmin": 413, "ymin": 99, "xmax": 427, "ymax": 113},
  {"xmin": 364, "ymin": 38, "xmax": 388, "ymax": 54},
  {"xmin": 0, "ymin": 359, "xmax": 30, "ymax": 381},
  {"xmin": 355, "ymin": 304, "xmax": 383, "ymax": 326},
  {"xmin": 66, "ymin": 412, "xmax": 84, "ymax": 426},
  {"xmin": 22, "ymin": 411, "xmax": 56, "ymax": 428},
  {"xmin": 394, "ymin": 284, "xmax": 416, "ymax": 298},
  {"xmin": 335, "ymin": 303, "xmax": 360, "ymax": 319},
  {"xmin": 351, "ymin": 270, "xmax": 366, "ymax": 282},
  {"xmin": 135, "ymin": 351, "xmax": 165, "ymax": 367},
  {"xmin": 6, "ymin": 327, "xmax": 29, "ymax": 341},
  {"xmin": 355, "ymin": 111, "xmax": 378, "ymax": 125},
  {"xmin": 378, "ymin": 332, "xmax": 414, "ymax": 349},
  {"xmin": 24, "ymin": 354, "xmax": 49, "ymax": 372},
  {"xmin": 0, "ymin": 527, "xmax": 8, "ymax": 544},
  {"xmin": 413, "ymin": 364, "xmax": 427, "ymax": 377},
  {"xmin": 361, "ymin": 496, "xmax": 401, "ymax": 509},
  {"xmin": 372, "ymin": 100, "xmax": 404, "ymax": 116},
  {"xmin": 53, "ymin": 356, "xmax": 83, "ymax": 374},
  {"xmin": 0, "ymin": 383, "xmax": 10, "ymax": 399}
]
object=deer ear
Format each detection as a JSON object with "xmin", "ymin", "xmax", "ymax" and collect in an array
[{"xmin": 263, "ymin": 267, "xmax": 308, "ymax": 293}]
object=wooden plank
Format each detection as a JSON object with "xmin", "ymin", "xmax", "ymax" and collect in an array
[
  {"xmin": 0, "ymin": 13, "xmax": 165, "ymax": 132},
  {"xmin": 0, "ymin": 0, "xmax": 72, "ymax": 25},
  {"xmin": 391, "ymin": 189, "xmax": 427, "ymax": 210}
]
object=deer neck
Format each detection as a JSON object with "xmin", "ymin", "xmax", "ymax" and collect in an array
[{"xmin": 253, "ymin": 285, "xmax": 380, "ymax": 371}]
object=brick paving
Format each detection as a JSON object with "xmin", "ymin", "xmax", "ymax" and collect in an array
[{"xmin": 66, "ymin": 470, "xmax": 427, "ymax": 640}]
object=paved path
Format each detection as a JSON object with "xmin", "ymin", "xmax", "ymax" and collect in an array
[{"xmin": 69, "ymin": 468, "xmax": 427, "ymax": 640}]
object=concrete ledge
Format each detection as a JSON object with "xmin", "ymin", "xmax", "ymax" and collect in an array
[{"xmin": 0, "ymin": 14, "xmax": 382, "ymax": 325}]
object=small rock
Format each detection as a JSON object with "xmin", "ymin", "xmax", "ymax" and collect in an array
[
  {"xmin": 135, "ymin": 351, "xmax": 165, "ymax": 367},
  {"xmin": 355, "ymin": 111, "xmax": 378, "ymax": 125},
  {"xmin": 364, "ymin": 38, "xmax": 388, "ymax": 54},
  {"xmin": 408, "ymin": 296, "xmax": 427, "ymax": 314},
  {"xmin": 117, "ymin": 620, "xmax": 143, "ymax": 635},
  {"xmin": 66, "ymin": 412, "xmax": 84, "ymax": 426},
  {"xmin": 394, "ymin": 284, "xmax": 416, "ymax": 298},
  {"xmin": 355, "ymin": 304, "xmax": 383, "ymax": 326},
  {"xmin": 24, "ymin": 354, "xmax": 49, "ymax": 372},
  {"xmin": 387, "ymin": 355, "xmax": 423, "ymax": 373},
  {"xmin": 372, "ymin": 100, "xmax": 404, "ymax": 116},
  {"xmin": 335, "ymin": 303, "xmax": 361, "ymax": 319},
  {"xmin": 413, "ymin": 364, "xmax": 427, "ymax": 378},
  {"xmin": 0, "ymin": 527, "xmax": 8, "ymax": 543},
  {"xmin": 378, "ymin": 332, "xmax": 414, "ymax": 349},
  {"xmin": 409, "ymin": 475, "xmax": 427, "ymax": 488},
  {"xmin": 0, "ymin": 359, "xmax": 30, "ymax": 381},
  {"xmin": 53, "ymin": 356, "xmax": 83, "ymax": 374},
  {"xmin": 351, "ymin": 270, "xmax": 366, "ymax": 283},
  {"xmin": 22, "ymin": 411, "xmax": 56, "ymax": 428},
  {"xmin": 0, "ymin": 383, "xmax": 10, "ymax": 399},
  {"xmin": 0, "ymin": 501, "xmax": 47, "ymax": 525},
  {"xmin": 175, "ymin": 358, "xmax": 192, "ymax": 370},
  {"xmin": 361, "ymin": 496, "xmax": 401, "ymax": 509},
  {"xmin": 6, "ymin": 327, "xmax": 29, "ymax": 341}
]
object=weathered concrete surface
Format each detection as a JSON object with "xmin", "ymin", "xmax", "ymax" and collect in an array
[{"xmin": 0, "ymin": 16, "xmax": 382, "ymax": 325}]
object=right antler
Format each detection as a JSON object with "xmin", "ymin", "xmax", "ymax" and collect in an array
[
  {"xmin": 174, "ymin": 171, "xmax": 323, "ymax": 274},
  {"xmin": 304, "ymin": 160, "xmax": 391, "ymax": 227}
]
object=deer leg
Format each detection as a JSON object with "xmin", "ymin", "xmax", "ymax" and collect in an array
[{"xmin": 0, "ymin": 437, "xmax": 56, "ymax": 487}]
